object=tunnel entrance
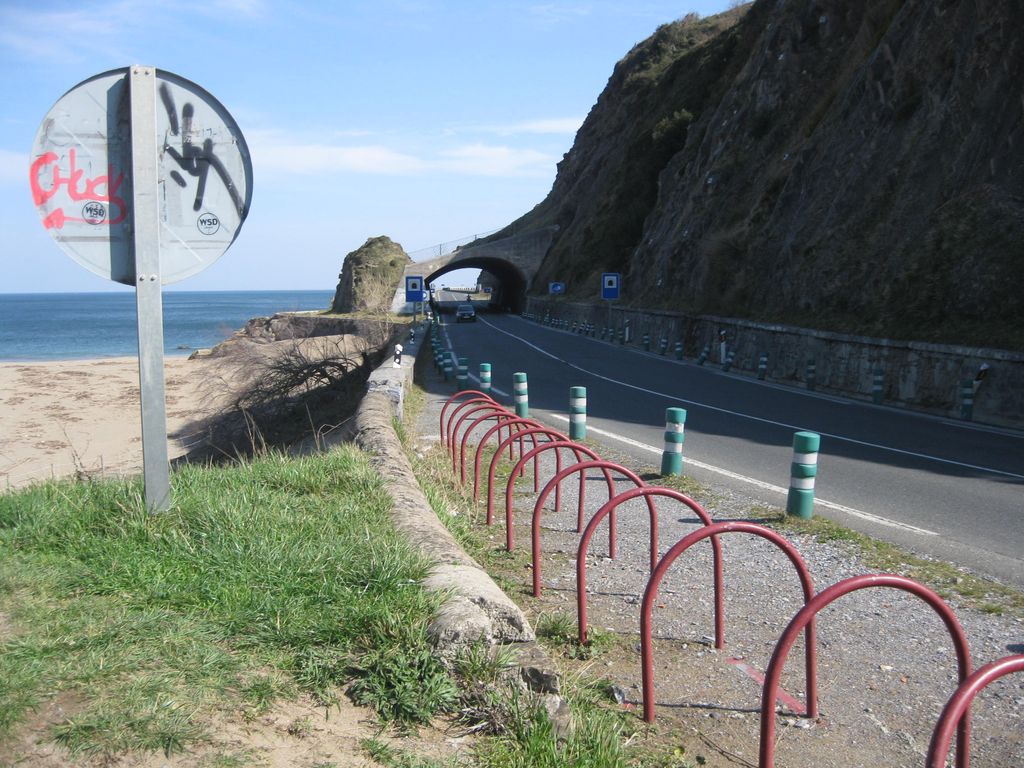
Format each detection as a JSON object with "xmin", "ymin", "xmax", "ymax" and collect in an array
[{"xmin": 426, "ymin": 256, "xmax": 527, "ymax": 314}]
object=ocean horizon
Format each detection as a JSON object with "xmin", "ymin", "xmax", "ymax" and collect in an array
[{"xmin": 0, "ymin": 290, "xmax": 335, "ymax": 362}]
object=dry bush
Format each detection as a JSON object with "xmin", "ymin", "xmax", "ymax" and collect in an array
[{"xmin": 190, "ymin": 334, "xmax": 383, "ymax": 459}]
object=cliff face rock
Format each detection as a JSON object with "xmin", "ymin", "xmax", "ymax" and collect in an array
[
  {"xmin": 511, "ymin": 0, "xmax": 1024, "ymax": 349},
  {"xmin": 331, "ymin": 236, "xmax": 412, "ymax": 314}
]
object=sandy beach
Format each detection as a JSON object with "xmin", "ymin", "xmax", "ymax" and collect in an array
[{"xmin": 0, "ymin": 355, "xmax": 220, "ymax": 490}]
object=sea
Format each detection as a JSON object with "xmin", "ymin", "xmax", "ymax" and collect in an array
[{"xmin": 0, "ymin": 290, "xmax": 335, "ymax": 362}]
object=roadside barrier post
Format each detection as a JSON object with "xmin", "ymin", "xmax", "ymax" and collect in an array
[
  {"xmin": 643, "ymin": 332, "xmax": 650, "ymax": 351},
  {"xmin": 722, "ymin": 350, "xmax": 735, "ymax": 372},
  {"xmin": 457, "ymin": 357, "xmax": 469, "ymax": 391},
  {"xmin": 758, "ymin": 353, "xmax": 768, "ymax": 380},
  {"xmin": 569, "ymin": 386, "xmax": 587, "ymax": 441},
  {"xmin": 513, "ymin": 372, "xmax": 529, "ymax": 418},
  {"xmin": 806, "ymin": 360, "xmax": 817, "ymax": 391},
  {"xmin": 872, "ymin": 367, "xmax": 884, "ymax": 404},
  {"xmin": 659, "ymin": 335, "xmax": 668, "ymax": 355},
  {"xmin": 786, "ymin": 431, "xmax": 820, "ymax": 519},
  {"xmin": 660, "ymin": 407, "xmax": 687, "ymax": 476},
  {"xmin": 697, "ymin": 344, "xmax": 709, "ymax": 366},
  {"xmin": 675, "ymin": 341, "xmax": 684, "ymax": 360},
  {"xmin": 479, "ymin": 363, "xmax": 492, "ymax": 395},
  {"xmin": 442, "ymin": 355, "xmax": 453, "ymax": 381},
  {"xmin": 960, "ymin": 379, "xmax": 974, "ymax": 420}
]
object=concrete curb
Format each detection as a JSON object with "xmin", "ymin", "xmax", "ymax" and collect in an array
[
  {"xmin": 356, "ymin": 362, "xmax": 532, "ymax": 646},
  {"xmin": 354, "ymin": 330, "xmax": 566, "ymax": 723},
  {"xmin": 354, "ymin": 333, "xmax": 565, "ymax": 671}
]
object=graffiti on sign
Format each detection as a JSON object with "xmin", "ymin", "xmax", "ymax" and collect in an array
[
  {"xmin": 159, "ymin": 82, "xmax": 245, "ymax": 218},
  {"xmin": 29, "ymin": 67, "xmax": 252, "ymax": 286},
  {"xmin": 30, "ymin": 148, "xmax": 127, "ymax": 230}
]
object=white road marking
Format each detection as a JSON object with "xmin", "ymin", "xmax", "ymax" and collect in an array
[
  {"xmin": 477, "ymin": 317, "xmax": 1024, "ymax": 481},
  {"xmin": 544, "ymin": 414, "xmax": 939, "ymax": 536}
]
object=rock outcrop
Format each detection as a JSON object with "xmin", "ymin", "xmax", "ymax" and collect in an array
[
  {"xmin": 501, "ymin": 0, "xmax": 1024, "ymax": 350},
  {"xmin": 331, "ymin": 236, "xmax": 412, "ymax": 314}
]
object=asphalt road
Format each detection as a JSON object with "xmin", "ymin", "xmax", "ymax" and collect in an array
[{"xmin": 438, "ymin": 312, "xmax": 1024, "ymax": 588}]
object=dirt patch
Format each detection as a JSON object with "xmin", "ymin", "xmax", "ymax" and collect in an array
[{"xmin": 1, "ymin": 692, "xmax": 473, "ymax": 768}]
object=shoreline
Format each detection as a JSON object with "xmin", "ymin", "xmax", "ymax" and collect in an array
[{"xmin": 0, "ymin": 352, "xmax": 196, "ymax": 365}]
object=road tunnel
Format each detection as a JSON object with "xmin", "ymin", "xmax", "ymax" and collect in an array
[{"xmin": 426, "ymin": 256, "xmax": 528, "ymax": 314}]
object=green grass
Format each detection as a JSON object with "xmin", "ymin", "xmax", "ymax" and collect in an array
[
  {"xmin": 0, "ymin": 446, "xmax": 453, "ymax": 760},
  {"xmin": 763, "ymin": 505, "xmax": 1024, "ymax": 618},
  {"xmin": 361, "ymin": 737, "xmax": 459, "ymax": 768}
]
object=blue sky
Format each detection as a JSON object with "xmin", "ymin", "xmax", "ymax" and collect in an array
[{"xmin": 2, "ymin": 0, "xmax": 733, "ymax": 293}]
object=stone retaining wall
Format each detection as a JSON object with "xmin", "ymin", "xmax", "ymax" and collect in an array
[{"xmin": 525, "ymin": 298, "xmax": 1024, "ymax": 428}]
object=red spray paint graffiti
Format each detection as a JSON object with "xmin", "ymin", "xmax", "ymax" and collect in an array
[{"xmin": 29, "ymin": 148, "xmax": 127, "ymax": 229}]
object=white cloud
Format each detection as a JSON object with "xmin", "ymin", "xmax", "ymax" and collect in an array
[
  {"xmin": 251, "ymin": 140, "xmax": 428, "ymax": 175},
  {"xmin": 437, "ymin": 144, "xmax": 553, "ymax": 177},
  {"xmin": 248, "ymin": 131, "xmax": 555, "ymax": 178},
  {"xmin": 490, "ymin": 117, "xmax": 585, "ymax": 136},
  {"xmin": 207, "ymin": 0, "xmax": 267, "ymax": 17},
  {"xmin": 527, "ymin": 4, "xmax": 594, "ymax": 25},
  {"xmin": 0, "ymin": 3, "xmax": 137, "ymax": 63}
]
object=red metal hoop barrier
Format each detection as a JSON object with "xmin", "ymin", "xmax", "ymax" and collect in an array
[
  {"xmin": 448, "ymin": 402, "xmax": 513, "ymax": 479},
  {"xmin": 927, "ymin": 654, "xmax": 1024, "ymax": 768},
  {"xmin": 577, "ymin": 486, "xmax": 722, "ymax": 647},
  {"xmin": 758, "ymin": 574, "xmax": 973, "ymax": 768},
  {"xmin": 640, "ymin": 521, "xmax": 816, "ymax": 724},
  {"xmin": 444, "ymin": 396, "xmax": 500, "ymax": 463},
  {"xmin": 439, "ymin": 390, "xmax": 495, "ymax": 446},
  {"xmin": 471, "ymin": 417, "xmax": 546, "ymax": 501},
  {"xmin": 484, "ymin": 426, "xmax": 570, "ymax": 525},
  {"xmin": 531, "ymin": 460, "xmax": 651, "ymax": 598},
  {"xmin": 458, "ymin": 409, "xmax": 516, "ymax": 487},
  {"xmin": 503, "ymin": 443, "xmax": 608, "ymax": 552}
]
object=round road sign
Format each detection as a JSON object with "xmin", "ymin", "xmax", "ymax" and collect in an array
[{"xmin": 29, "ymin": 67, "xmax": 253, "ymax": 286}]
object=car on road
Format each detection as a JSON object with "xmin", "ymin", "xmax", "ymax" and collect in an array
[{"xmin": 455, "ymin": 303, "xmax": 476, "ymax": 322}]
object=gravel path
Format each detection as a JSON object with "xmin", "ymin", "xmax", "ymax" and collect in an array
[{"xmin": 415, "ymin": 361, "xmax": 1024, "ymax": 768}]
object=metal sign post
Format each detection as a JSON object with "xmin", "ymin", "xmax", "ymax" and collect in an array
[
  {"xmin": 30, "ymin": 66, "xmax": 253, "ymax": 511},
  {"xmin": 130, "ymin": 66, "xmax": 171, "ymax": 510}
]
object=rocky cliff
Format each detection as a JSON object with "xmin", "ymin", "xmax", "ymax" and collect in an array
[
  {"xmin": 331, "ymin": 236, "xmax": 412, "ymax": 314},
  {"xmin": 504, "ymin": 0, "xmax": 1024, "ymax": 350}
]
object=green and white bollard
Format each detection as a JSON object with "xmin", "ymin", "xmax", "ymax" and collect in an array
[
  {"xmin": 872, "ymin": 367, "xmax": 884, "ymax": 404},
  {"xmin": 758, "ymin": 353, "xmax": 768, "ymax": 380},
  {"xmin": 569, "ymin": 386, "xmax": 587, "ymax": 441},
  {"xmin": 675, "ymin": 341, "xmax": 684, "ymax": 360},
  {"xmin": 786, "ymin": 431, "xmax": 820, "ymax": 519},
  {"xmin": 806, "ymin": 360, "xmax": 817, "ymax": 391},
  {"xmin": 697, "ymin": 344, "xmax": 709, "ymax": 366},
  {"xmin": 643, "ymin": 333, "xmax": 651, "ymax": 352},
  {"xmin": 479, "ymin": 363, "xmax": 492, "ymax": 395},
  {"xmin": 722, "ymin": 350, "xmax": 735, "ymax": 372},
  {"xmin": 443, "ymin": 356, "xmax": 453, "ymax": 382},
  {"xmin": 659, "ymin": 336, "xmax": 668, "ymax": 355},
  {"xmin": 513, "ymin": 372, "xmax": 529, "ymax": 418},
  {"xmin": 960, "ymin": 379, "xmax": 974, "ymax": 420},
  {"xmin": 457, "ymin": 357, "xmax": 469, "ymax": 391},
  {"xmin": 660, "ymin": 407, "xmax": 687, "ymax": 476}
]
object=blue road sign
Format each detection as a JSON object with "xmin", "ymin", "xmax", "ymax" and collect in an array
[
  {"xmin": 405, "ymin": 276, "xmax": 425, "ymax": 302},
  {"xmin": 549, "ymin": 281, "xmax": 566, "ymax": 295},
  {"xmin": 601, "ymin": 273, "xmax": 620, "ymax": 300}
]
